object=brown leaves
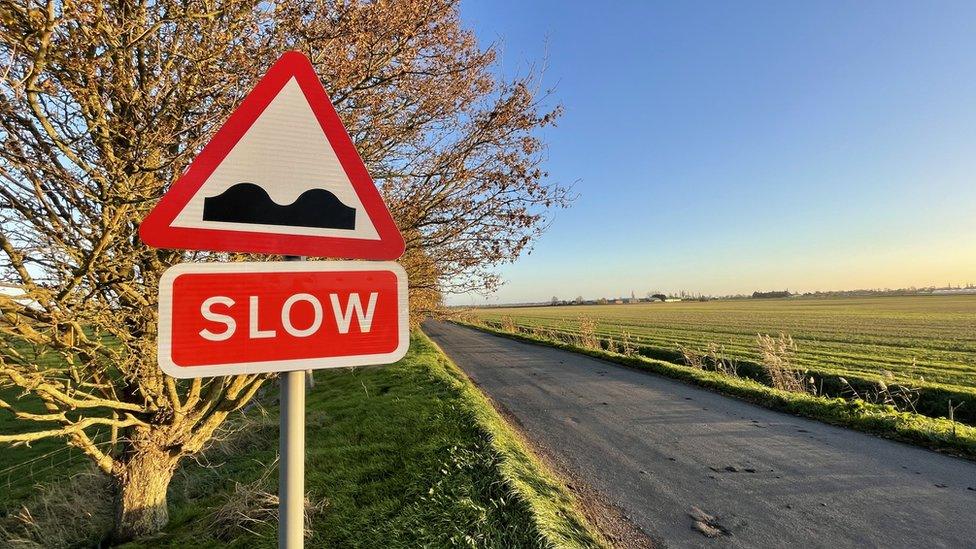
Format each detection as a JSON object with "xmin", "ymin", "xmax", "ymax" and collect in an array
[{"xmin": 0, "ymin": 0, "xmax": 567, "ymax": 477}]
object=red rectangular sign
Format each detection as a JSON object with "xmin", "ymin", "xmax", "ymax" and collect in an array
[{"xmin": 158, "ymin": 261, "xmax": 408, "ymax": 378}]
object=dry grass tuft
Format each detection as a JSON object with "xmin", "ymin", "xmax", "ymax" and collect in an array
[
  {"xmin": 757, "ymin": 333, "xmax": 815, "ymax": 394},
  {"xmin": 706, "ymin": 343, "xmax": 739, "ymax": 377},
  {"xmin": 575, "ymin": 315, "xmax": 599, "ymax": 350},
  {"xmin": 679, "ymin": 345, "xmax": 707, "ymax": 370},
  {"xmin": 208, "ymin": 458, "xmax": 328, "ymax": 541},
  {"xmin": 500, "ymin": 316, "xmax": 517, "ymax": 333},
  {"xmin": 679, "ymin": 343, "xmax": 738, "ymax": 377},
  {"xmin": 839, "ymin": 376, "xmax": 921, "ymax": 414},
  {"xmin": 619, "ymin": 331, "xmax": 635, "ymax": 357},
  {"xmin": 0, "ymin": 465, "xmax": 113, "ymax": 548}
]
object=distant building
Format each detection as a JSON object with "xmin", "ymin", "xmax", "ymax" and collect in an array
[{"xmin": 932, "ymin": 288, "xmax": 976, "ymax": 295}]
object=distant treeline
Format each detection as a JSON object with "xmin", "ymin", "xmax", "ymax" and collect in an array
[
  {"xmin": 458, "ymin": 285, "xmax": 976, "ymax": 309},
  {"xmin": 751, "ymin": 291, "xmax": 792, "ymax": 299}
]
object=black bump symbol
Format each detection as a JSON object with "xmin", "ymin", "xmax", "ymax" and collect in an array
[{"xmin": 202, "ymin": 183, "xmax": 355, "ymax": 230}]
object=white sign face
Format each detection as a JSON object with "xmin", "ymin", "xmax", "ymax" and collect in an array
[
  {"xmin": 171, "ymin": 78, "xmax": 379, "ymax": 240},
  {"xmin": 157, "ymin": 261, "xmax": 410, "ymax": 378}
]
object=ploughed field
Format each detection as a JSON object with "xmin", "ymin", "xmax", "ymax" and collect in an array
[{"xmin": 471, "ymin": 296, "xmax": 976, "ymax": 422}]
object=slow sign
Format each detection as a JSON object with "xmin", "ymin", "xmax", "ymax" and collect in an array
[
  {"xmin": 140, "ymin": 51, "xmax": 410, "ymax": 549},
  {"xmin": 157, "ymin": 261, "xmax": 408, "ymax": 378}
]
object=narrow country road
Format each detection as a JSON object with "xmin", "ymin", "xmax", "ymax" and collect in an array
[{"xmin": 423, "ymin": 321, "xmax": 976, "ymax": 549}]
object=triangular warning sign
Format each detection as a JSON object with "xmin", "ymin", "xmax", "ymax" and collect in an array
[{"xmin": 140, "ymin": 52, "xmax": 405, "ymax": 260}]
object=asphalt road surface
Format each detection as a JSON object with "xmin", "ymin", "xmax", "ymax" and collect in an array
[{"xmin": 423, "ymin": 321, "xmax": 976, "ymax": 548}]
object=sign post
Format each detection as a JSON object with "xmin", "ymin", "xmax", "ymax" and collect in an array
[
  {"xmin": 280, "ymin": 369, "xmax": 305, "ymax": 546},
  {"xmin": 141, "ymin": 51, "xmax": 408, "ymax": 548},
  {"xmin": 280, "ymin": 256, "xmax": 304, "ymax": 548}
]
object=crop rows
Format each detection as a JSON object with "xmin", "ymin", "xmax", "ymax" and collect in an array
[{"xmin": 472, "ymin": 296, "xmax": 976, "ymax": 391}]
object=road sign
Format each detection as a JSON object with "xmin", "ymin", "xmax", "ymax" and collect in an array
[
  {"xmin": 157, "ymin": 261, "xmax": 409, "ymax": 378},
  {"xmin": 140, "ymin": 51, "xmax": 405, "ymax": 260}
]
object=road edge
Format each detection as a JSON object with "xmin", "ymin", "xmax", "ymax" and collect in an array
[
  {"xmin": 419, "ymin": 329, "xmax": 618, "ymax": 549},
  {"xmin": 454, "ymin": 321, "xmax": 976, "ymax": 461}
]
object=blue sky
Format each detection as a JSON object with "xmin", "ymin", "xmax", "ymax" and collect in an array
[{"xmin": 455, "ymin": 1, "xmax": 976, "ymax": 304}]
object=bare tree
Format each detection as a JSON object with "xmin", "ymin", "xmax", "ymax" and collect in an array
[{"xmin": 0, "ymin": 0, "xmax": 569, "ymax": 540}]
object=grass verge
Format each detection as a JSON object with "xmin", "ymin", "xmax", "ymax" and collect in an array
[
  {"xmin": 458, "ymin": 321, "xmax": 976, "ymax": 460},
  {"xmin": 420, "ymin": 332, "xmax": 609, "ymax": 548},
  {"xmin": 1, "ymin": 333, "xmax": 605, "ymax": 548}
]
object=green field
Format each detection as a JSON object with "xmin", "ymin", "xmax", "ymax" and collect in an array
[{"xmin": 471, "ymin": 296, "xmax": 976, "ymax": 422}]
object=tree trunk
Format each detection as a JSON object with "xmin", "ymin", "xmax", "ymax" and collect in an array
[{"xmin": 111, "ymin": 444, "xmax": 179, "ymax": 543}]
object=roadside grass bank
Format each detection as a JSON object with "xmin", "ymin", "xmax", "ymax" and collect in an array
[
  {"xmin": 457, "ymin": 321, "xmax": 976, "ymax": 460},
  {"xmin": 1, "ymin": 333, "xmax": 605, "ymax": 548},
  {"xmin": 511, "ymin": 325, "xmax": 976, "ymax": 427}
]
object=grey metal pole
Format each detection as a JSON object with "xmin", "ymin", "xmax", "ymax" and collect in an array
[
  {"xmin": 279, "ymin": 369, "xmax": 305, "ymax": 547},
  {"xmin": 280, "ymin": 256, "xmax": 305, "ymax": 548}
]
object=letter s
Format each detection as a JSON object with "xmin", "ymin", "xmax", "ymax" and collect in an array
[{"xmin": 199, "ymin": 296, "xmax": 236, "ymax": 342}]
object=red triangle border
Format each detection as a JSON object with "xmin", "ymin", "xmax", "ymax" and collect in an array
[{"xmin": 139, "ymin": 51, "xmax": 405, "ymax": 260}]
